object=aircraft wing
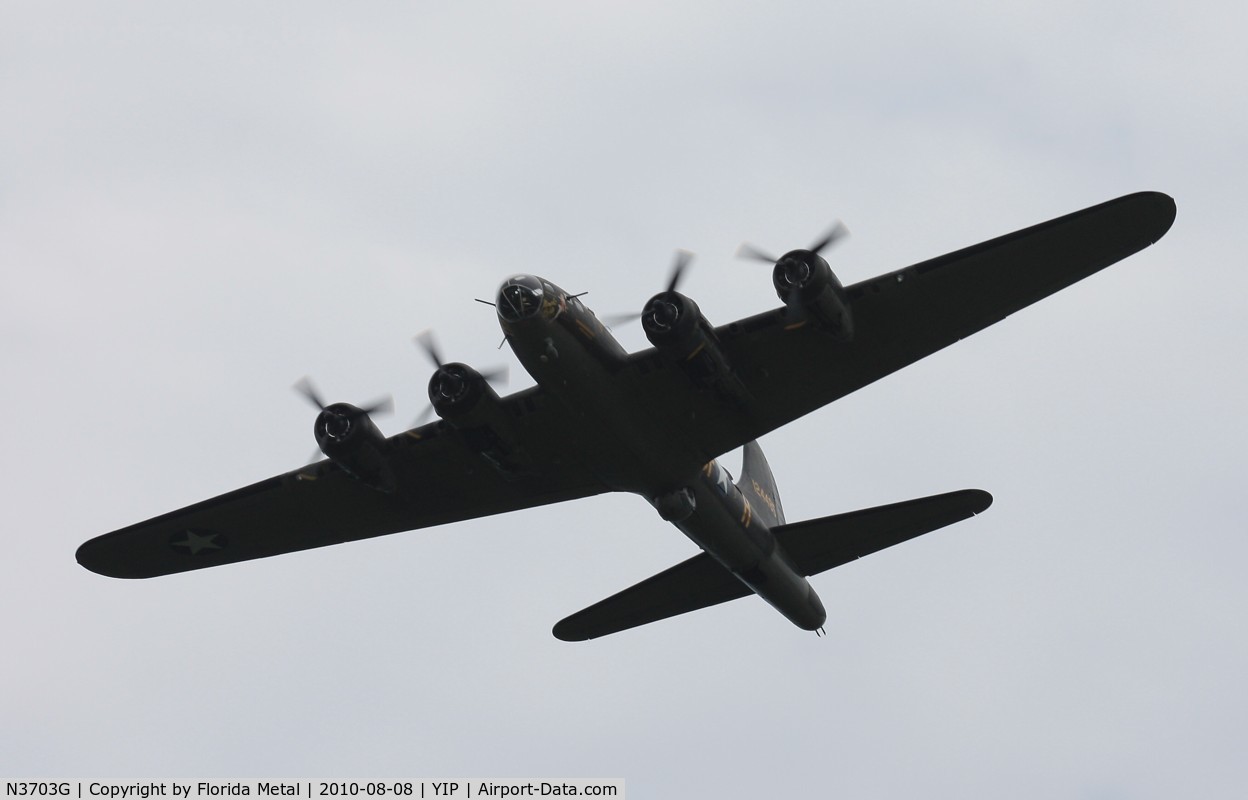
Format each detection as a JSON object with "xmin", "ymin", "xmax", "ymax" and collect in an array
[
  {"xmin": 77, "ymin": 388, "xmax": 608, "ymax": 579},
  {"xmin": 629, "ymin": 191, "xmax": 1176, "ymax": 461}
]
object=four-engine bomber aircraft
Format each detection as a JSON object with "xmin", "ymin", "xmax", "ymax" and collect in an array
[{"xmin": 77, "ymin": 192, "xmax": 1176, "ymax": 640}]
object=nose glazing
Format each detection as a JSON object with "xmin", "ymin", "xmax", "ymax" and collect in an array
[{"xmin": 497, "ymin": 275, "xmax": 545, "ymax": 322}]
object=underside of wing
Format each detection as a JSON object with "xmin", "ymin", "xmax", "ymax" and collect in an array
[
  {"xmin": 620, "ymin": 192, "xmax": 1176, "ymax": 461},
  {"xmin": 552, "ymin": 552, "xmax": 751, "ymax": 641},
  {"xmin": 78, "ymin": 389, "xmax": 607, "ymax": 579}
]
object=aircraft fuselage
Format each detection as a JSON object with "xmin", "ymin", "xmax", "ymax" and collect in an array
[{"xmin": 497, "ymin": 274, "xmax": 826, "ymax": 631}]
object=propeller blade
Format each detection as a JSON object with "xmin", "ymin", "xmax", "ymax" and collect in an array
[
  {"xmin": 358, "ymin": 396, "xmax": 394, "ymax": 418},
  {"xmin": 293, "ymin": 376, "xmax": 328, "ymax": 411},
  {"xmin": 808, "ymin": 221, "xmax": 849, "ymax": 255},
  {"xmin": 604, "ymin": 249, "xmax": 695, "ymax": 328},
  {"xmin": 602, "ymin": 310, "xmax": 643, "ymax": 327},
  {"xmin": 736, "ymin": 242, "xmax": 778, "ymax": 264},
  {"xmin": 480, "ymin": 365, "xmax": 510, "ymax": 388},
  {"xmin": 739, "ymin": 221, "xmax": 848, "ymax": 264},
  {"xmin": 414, "ymin": 330, "xmax": 444, "ymax": 369},
  {"xmin": 666, "ymin": 249, "xmax": 694, "ymax": 294},
  {"xmin": 296, "ymin": 376, "xmax": 391, "ymax": 421}
]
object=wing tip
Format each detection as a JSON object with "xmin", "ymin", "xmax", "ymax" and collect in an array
[
  {"xmin": 75, "ymin": 541, "xmax": 123, "ymax": 578},
  {"xmin": 1132, "ymin": 190, "xmax": 1177, "ymax": 243},
  {"xmin": 551, "ymin": 618, "xmax": 591, "ymax": 642},
  {"xmin": 76, "ymin": 535, "xmax": 154, "ymax": 579},
  {"xmin": 962, "ymin": 488, "xmax": 994, "ymax": 515}
]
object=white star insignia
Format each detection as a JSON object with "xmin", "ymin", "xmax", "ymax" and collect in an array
[{"xmin": 171, "ymin": 530, "xmax": 223, "ymax": 555}]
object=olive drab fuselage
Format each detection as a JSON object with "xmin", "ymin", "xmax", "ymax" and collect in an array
[{"xmin": 496, "ymin": 275, "xmax": 825, "ymax": 631}]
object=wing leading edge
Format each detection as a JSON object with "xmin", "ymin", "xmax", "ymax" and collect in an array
[{"xmin": 553, "ymin": 489, "xmax": 992, "ymax": 640}]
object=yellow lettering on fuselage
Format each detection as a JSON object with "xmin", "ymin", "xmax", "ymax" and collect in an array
[{"xmin": 751, "ymin": 478, "xmax": 778, "ymax": 519}]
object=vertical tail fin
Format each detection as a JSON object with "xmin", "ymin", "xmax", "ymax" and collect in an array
[{"xmin": 737, "ymin": 440, "xmax": 785, "ymax": 527}]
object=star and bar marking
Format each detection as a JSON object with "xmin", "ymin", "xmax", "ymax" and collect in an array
[{"xmin": 169, "ymin": 529, "xmax": 226, "ymax": 556}]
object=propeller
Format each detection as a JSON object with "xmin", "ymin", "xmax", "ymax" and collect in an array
[
  {"xmin": 293, "ymin": 376, "xmax": 331, "ymax": 412},
  {"xmin": 294, "ymin": 377, "xmax": 394, "ymax": 419},
  {"xmin": 737, "ymin": 221, "xmax": 849, "ymax": 315},
  {"xmin": 664, "ymin": 248, "xmax": 694, "ymax": 294},
  {"xmin": 736, "ymin": 220, "xmax": 848, "ymax": 265},
  {"xmin": 808, "ymin": 220, "xmax": 850, "ymax": 256},
  {"xmin": 411, "ymin": 330, "xmax": 509, "ymax": 426},
  {"xmin": 604, "ymin": 249, "xmax": 694, "ymax": 327},
  {"xmin": 293, "ymin": 376, "xmax": 393, "ymax": 457},
  {"xmin": 413, "ymin": 329, "xmax": 446, "ymax": 372}
]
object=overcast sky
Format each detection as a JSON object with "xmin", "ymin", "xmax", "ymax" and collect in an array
[{"xmin": 4, "ymin": 1, "xmax": 1245, "ymax": 797}]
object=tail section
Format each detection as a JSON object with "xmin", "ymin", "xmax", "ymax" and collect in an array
[
  {"xmin": 737, "ymin": 440, "xmax": 785, "ymax": 527},
  {"xmin": 553, "ymin": 487, "xmax": 992, "ymax": 640}
]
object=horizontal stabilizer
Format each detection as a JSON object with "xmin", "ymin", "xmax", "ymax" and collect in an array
[
  {"xmin": 553, "ymin": 552, "xmax": 752, "ymax": 642},
  {"xmin": 553, "ymin": 488, "xmax": 991, "ymax": 641},
  {"xmin": 773, "ymin": 488, "xmax": 992, "ymax": 576}
]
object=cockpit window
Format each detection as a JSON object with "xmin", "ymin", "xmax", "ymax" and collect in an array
[{"xmin": 497, "ymin": 275, "xmax": 545, "ymax": 322}]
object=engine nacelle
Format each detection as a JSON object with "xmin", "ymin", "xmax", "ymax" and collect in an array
[
  {"xmin": 640, "ymin": 291, "xmax": 703, "ymax": 352},
  {"xmin": 314, "ymin": 403, "xmax": 395, "ymax": 492},
  {"xmin": 428, "ymin": 363, "xmax": 529, "ymax": 476},
  {"xmin": 428, "ymin": 362, "xmax": 500, "ymax": 425},
  {"xmin": 772, "ymin": 250, "xmax": 853, "ymax": 340},
  {"xmin": 640, "ymin": 291, "xmax": 751, "ymax": 405}
]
